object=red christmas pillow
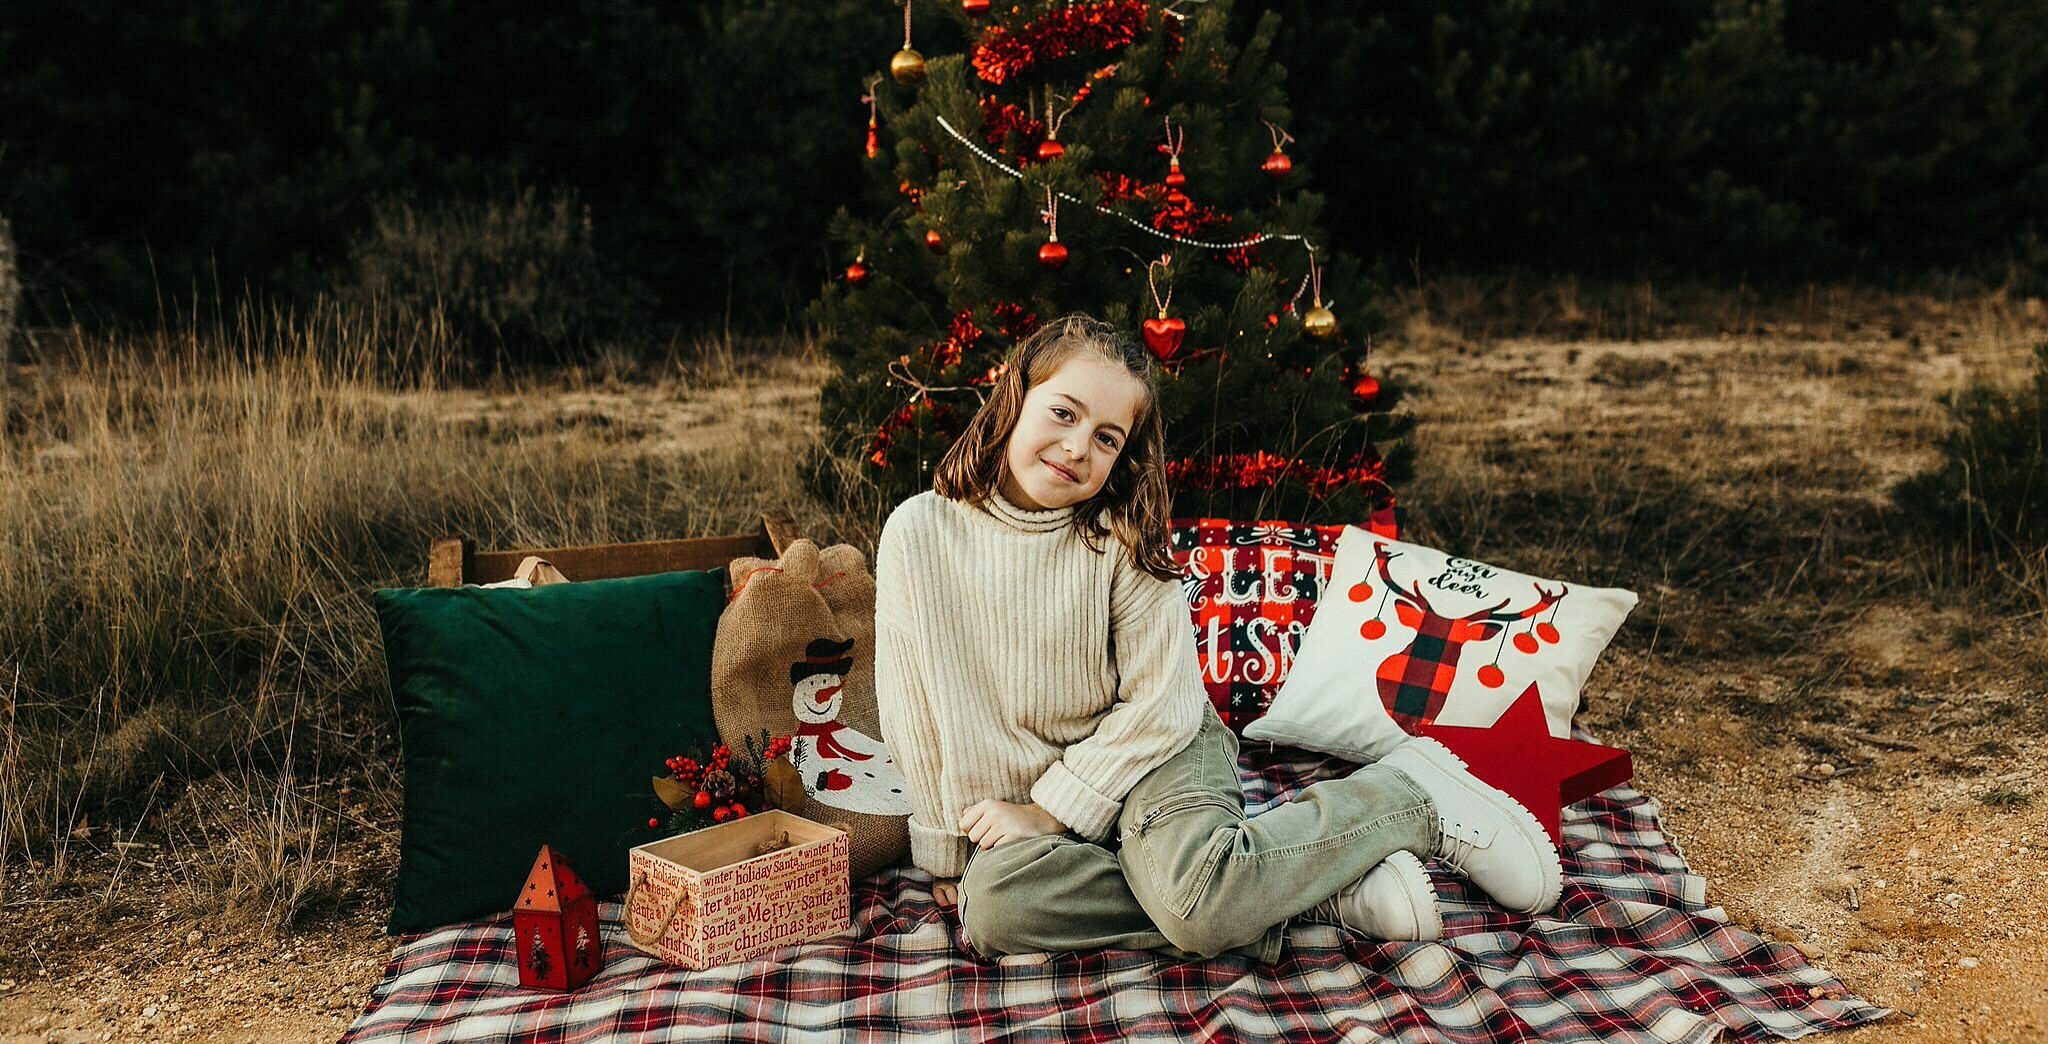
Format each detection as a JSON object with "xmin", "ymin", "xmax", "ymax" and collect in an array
[{"xmin": 1168, "ymin": 512, "xmax": 1399, "ymax": 733}]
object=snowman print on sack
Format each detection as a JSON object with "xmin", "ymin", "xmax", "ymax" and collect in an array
[{"xmin": 788, "ymin": 637, "xmax": 914, "ymax": 817}]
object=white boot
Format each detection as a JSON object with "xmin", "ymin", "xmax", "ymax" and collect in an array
[
  {"xmin": 1297, "ymin": 850, "xmax": 1443, "ymax": 941},
  {"xmin": 1378, "ymin": 736, "xmax": 1563, "ymax": 914}
]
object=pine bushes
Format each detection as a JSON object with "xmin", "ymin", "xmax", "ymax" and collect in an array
[{"xmin": 333, "ymin": 189, "xmax": 656, "ymax": 371}]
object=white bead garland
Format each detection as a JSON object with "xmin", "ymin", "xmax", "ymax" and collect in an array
[{"xmin": 934, "ymin": 114, "xmax": 1316, "ymax": 255}]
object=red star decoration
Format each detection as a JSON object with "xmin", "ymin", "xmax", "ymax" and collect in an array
[{"xmin": 1416, "ymin": 683, "xmax": 1632, "ymax": 848}]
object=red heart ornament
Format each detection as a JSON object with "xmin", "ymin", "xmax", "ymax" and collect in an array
[{"xmin": 1141, "ymin": 316, "xmax": 1186, "ymax": 361}]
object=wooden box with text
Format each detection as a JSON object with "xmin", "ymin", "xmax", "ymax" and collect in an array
[{"xmin": 623, "ymin": 809, "xmax": 850, "ymax": 969}]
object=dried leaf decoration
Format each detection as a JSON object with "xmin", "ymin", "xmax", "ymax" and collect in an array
[
  {"xmin": 764, "ymin": 755, "xmax": 808, "ymax": 811},
  {"xmin": 652, "ymin": 774, "xmax": 695, "ymax": 811}
]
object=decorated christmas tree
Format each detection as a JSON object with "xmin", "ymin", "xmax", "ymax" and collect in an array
[{"xmin": 807, "ymin": 0, "xmax": 1415, "ymax": 532}]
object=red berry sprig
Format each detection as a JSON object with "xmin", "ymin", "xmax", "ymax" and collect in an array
[{"xmin": 650, "ymin": 730, "xmax": 796, "ymax": 835}]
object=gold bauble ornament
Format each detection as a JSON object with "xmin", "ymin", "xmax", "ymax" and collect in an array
[
  {"xmin": 890, "ymin": 48, "xmax": 927, "ymax": 85},
  {"xmin": 1303, "ymin": 301, "xmax": 1339, "ymax": 339}
]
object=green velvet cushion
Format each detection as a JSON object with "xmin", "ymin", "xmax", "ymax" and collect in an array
[{"xmin": 375, "ymin": 568, "xmax": 725, "ymax": 934}]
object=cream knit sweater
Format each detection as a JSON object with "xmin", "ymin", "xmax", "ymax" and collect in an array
[{"xmin": 873, "ymin": 488, "xmax": 1207, "ymax": 878}]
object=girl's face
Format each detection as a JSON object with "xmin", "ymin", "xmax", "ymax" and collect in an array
[{"xmin": 999, "ymin": 353, "xmax": 1146, "ymax": 511}]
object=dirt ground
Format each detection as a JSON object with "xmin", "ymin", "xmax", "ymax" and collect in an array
[{"xmin": 5, "ymin": 306, "xmax": 2046, "ymax": 1042}]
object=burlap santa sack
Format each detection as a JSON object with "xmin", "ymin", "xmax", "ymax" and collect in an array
[{"xmin": 712, "ymin": 539, "xmax": 912, "ymax": 879}]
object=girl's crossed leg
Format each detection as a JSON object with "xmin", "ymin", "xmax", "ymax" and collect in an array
[{"xmin": 957, "ymin": 704, "xmax": 1435, "ymax": 962}]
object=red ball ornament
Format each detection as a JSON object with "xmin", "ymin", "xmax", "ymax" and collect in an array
[
  {"xmin": 1036, "ymin": 138, "xmax": 1065, "ymax": 161},
  {"xmin": 1360, "ymin": 619, "xmax": 1387, "ymax": 640},
  {"xmin": 647, "ymin": 817, "xmax": 660, "ymax": 829},
  {"xmin": 1477, "ymin": 664, "xmax": 1506, "ymax": 688},
  {"xmin": 1513, "ymin": 632, "xmax": 1540, "ymax": 654},
  {"xmin": 1140, "ymin": 313, "xmax": 1185, "ymax": 361},
  {"xmin": 1536, "ymin": 622, "xmax": 1561, "ymax": 644},
  {"xmin": 844, "ymin": 259, "xmax": 870, "ymax": 285},
  {"xmin": 1261, "ymin": 148, "xmax": 1292, "ymax": 179},
  {"xmin": 1164, "ymin": 156, "xmax": 1186, "ymax": 188},
  {"xmin": 1348, "ymin": 581, "xmax": 1373, "ymax": 602},
  {"xmin": 713, "ymin": 806, "xmax": 731, "ymax": 823},
  {"xmin": 925, "ymin": 229, "xmax": 945, "ymax": 253},
  {"xmin": 1038, "ymin": 240, "xmax": 1069, "ymax": 269},
  {"xmin": 693, "ymin": 790, "xmax": 712, "ymax": 809},
  {"xmin": 1350, "ymin": 373, "xmax": 1381, "ymax": 408},
  {"xmin": 962, "ymin": 0, "xmax": 991, "ymax": 13}
]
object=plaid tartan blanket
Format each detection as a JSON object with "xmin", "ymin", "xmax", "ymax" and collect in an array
[{"xmin": 343, "ymin": 737, "xmax": 1887, "ymax": 1043}]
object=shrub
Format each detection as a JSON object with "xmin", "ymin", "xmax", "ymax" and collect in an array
[
  {"xmin": 335, "ymin": 188, "xmax": 655, "ymax": 371},
  {"xmin": 1895, "ymin": 342, "xmax": 2048, "ymax": 563}
]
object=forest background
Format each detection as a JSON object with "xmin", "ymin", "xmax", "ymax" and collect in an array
[{"xmin": 7, "ymin": 0, "xmax": 2046, "ymax": 340}]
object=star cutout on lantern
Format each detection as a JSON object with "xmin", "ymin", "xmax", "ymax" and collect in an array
[{"xmin": 1415, "ymin": 683, "xmax": 1632, "ymax": 848}]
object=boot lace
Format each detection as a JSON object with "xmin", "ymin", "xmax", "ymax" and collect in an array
[
  {"xmin": 1436, "ymin": 818, "xmax": 1479, "ymax": 876},
  {"xmin": 1301, "ymin": 884, "xmax": 1354, "ymax": 926}
]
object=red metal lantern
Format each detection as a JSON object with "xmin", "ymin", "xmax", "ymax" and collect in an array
[{"xmin": 514, "ymin": 845, "xmax": 603, "ymax": 992}]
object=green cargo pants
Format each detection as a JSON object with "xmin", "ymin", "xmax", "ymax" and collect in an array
[{"xmin": 957, "ymin": 703, "xmax": 1436, "ymax": 963}]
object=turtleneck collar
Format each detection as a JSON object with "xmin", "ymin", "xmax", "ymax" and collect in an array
[{"xmin": 981, "ymin": 486, "xmax": 1077, "ymax": 533}]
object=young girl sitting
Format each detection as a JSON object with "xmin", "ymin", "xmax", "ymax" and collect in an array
[{"xmin": 873, "ymin": 314, "xmax": 1561, "ymax": 961}]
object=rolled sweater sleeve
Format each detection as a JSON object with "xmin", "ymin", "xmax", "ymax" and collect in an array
[
  {"xmin": 1029, "ymin": 548, "xmax": 1206, "ymax": 842},
  {"xmin": 873, "ymin": 521, "xmax": 973, "ymax": 878}
]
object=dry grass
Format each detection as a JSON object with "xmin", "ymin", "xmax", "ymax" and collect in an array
[
  {"xmin": 0, "ymin": 299, "xmax": 835, "ymax": 927},
  {"xmin": 1384, "ymin": 269, "xmax": 2048, "ymax": 360}
]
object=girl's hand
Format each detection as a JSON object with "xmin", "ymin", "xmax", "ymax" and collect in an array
[
  {"xmin": 960, "ymin": 799, "xmax": 1067, "ymax": 850},
  {"xmin": 933, "ymin": 878, "xmax": 960, "ymax": 909}
]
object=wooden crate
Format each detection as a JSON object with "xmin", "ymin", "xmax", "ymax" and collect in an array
[
  {"xmin": 426, "ymin": 512, "xmax": 803, "ymax": 588},
  {"xmin": 624, "ymin": 810, "xmax": 851, "ymax": 969}
]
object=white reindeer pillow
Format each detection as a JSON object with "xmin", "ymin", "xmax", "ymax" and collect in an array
[{"xmin": 1243, "ymin": 527, "xmax": 1638, "ymax": 762}]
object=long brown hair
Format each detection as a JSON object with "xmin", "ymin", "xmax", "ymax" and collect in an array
[{"xmin": 932, "ymin": 314, "xmax": 1178, "ymax": 581}]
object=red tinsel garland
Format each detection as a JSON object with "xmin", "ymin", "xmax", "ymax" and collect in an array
[
  {"xmin": 1217, "ymin": 244, "xmax": 1261, "ymax": 272},
  {"xmin": 929, "ymin": 309, "xmax": 982, "ymax": 368},
  {"xmin": 1152, "ymin": 187, "xmax": 1229, "ymax": 238},
  {"xmin": 979, "ymin": 97, "xmax": 1047, "ymax": 153},
  {"xmin": 1090, "ymin": 171, "xmax": 1232, "ymax": 241},
  {"xmin": 1166, "ymin": 448, "xmax": 1389, "ymax": 498},
  {"xmin": 867, "ymin": 398, "xmax": 961, "ymax": 468},
  {"xmin": 923, "ymin": 304, "xmax": 1043, "ymax": 370},
  {"xmin": 1093, "ymin": 170, "xmax": 1149, "ymax": 204},
  {"xmin": 989, "ymin": 301, "xmax": 1040, "ymax": 340},
  {"xmin": 972, "ymin": 0, "xmax": 1165, "ymax": 86},
  {"xmin": 873, "ymin": 302, "xmax": 1043, "ymax": 465}
]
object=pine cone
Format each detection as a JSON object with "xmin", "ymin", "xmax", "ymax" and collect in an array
[{"xmin": 702, "ymin": 768, "xmax": 737, "ymax": 799}]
